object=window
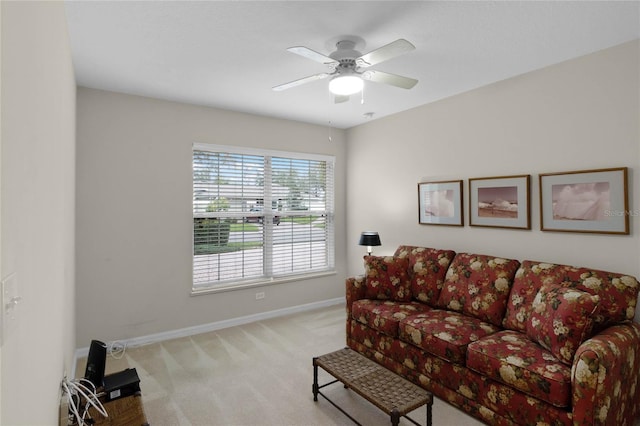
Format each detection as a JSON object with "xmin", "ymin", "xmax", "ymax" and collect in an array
[{"xmin": 192, "ymin": 143, "xmax": 335, "ymax": 292}]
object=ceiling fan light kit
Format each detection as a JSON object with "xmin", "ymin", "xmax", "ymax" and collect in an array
[
  {"xmin": 329, "ymin": 75, "xmax": 364, "ymax": 96},
  {"xmin": 273, "ymin": 37, "xmax": 418, "ymax": 100}
]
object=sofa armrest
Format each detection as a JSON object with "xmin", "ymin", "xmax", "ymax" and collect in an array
[
  {"xmin": 571, "ymin": 321, "xmax": 640, "ymax": 425},
  {"xmin": 346, "ymin": 275, "xmax": 366, "ymax": 313}
]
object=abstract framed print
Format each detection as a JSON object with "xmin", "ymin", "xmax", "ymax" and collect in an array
[
  {"xmin": 418, "ymin": 180, "xmax": 463, "ymax": 226},
  {"xmin": 539, "ymin": 167, "xmax": 629, "ymax": 234}
]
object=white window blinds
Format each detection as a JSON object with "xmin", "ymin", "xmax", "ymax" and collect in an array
[{"xmin": 193, "ymin": 144, "xmax": 335, "ymax": 291}]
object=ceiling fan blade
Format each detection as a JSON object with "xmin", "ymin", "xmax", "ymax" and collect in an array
[
  {"xmin": 362, "ymin": 70, "xmax": 418, "ymax": 89},
  {"xmin": 334, "ymin": 95, "xmax": 349, "ymax": 104},
  {"xmin": 287, "ymin": 46, "xmax": 339, "ymax": 68},
  {"xmin": 272, "ymin": 73, "xmax": 331, "ymax": 91},
  {"xmin": 356, "ymin": 39, "xmax": 415, "ymax": 68}
]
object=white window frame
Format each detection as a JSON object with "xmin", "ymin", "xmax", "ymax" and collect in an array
[{"xmin": 192, "ymin": 143, "xmax": 335, "ymax": 294}]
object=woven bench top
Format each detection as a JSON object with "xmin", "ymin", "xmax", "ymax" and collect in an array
[{"xmin": 314, "ymin": 348, "xmax": 432, "ymax": 416}]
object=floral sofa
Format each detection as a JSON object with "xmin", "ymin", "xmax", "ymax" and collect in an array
[{"xmin": 345, "ymin": 245, "xmax": 640, "ymax": 425}]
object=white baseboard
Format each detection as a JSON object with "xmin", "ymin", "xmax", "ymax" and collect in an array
[{"xmin": 72, "ymin": 297, "xmax": 345, "ymax": 376}]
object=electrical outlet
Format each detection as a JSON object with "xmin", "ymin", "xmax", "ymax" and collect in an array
[
  {"xmin": 255, "ymin": 291, "xmax": 265, "ymax": 300},
  {"xmin": 59, "ymin": 394, "xmax": 70, "ymax": 426}
]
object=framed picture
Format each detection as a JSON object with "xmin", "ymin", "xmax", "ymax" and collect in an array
[
  {"xmin": 539, "ymin": 167, "xmax": 629, "ymax": 234},
  {"xmin": 469, "ymin": 175, "xmax": 531, "ymax": 229},
  {"xmin": 418, "ymin": 180, "xmax": 463, "ymax": 226}
]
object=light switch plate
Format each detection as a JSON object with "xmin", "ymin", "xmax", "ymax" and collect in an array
[{"xmin": 1, "ymin": 273, "xmax": 20, "ymax": 345}]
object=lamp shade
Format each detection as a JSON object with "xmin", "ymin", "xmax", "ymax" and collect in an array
[{"xmin": 359, "ymin": 231, "xmax": 381, "ymax": 247}]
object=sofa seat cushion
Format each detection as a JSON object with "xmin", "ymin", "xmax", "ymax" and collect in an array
[
  {"xmin": 351, "ymin": 299, "xmax": 432, "ymax": 338},
  {"xmin": 394, "ymin": 245, "xmax": 456, "ymax": 306},
  {"xmin": 503, "ymin": 260, "xmax": 639, "ymax": 334},
  {"xmin": 437, "ymin": 253, "xmax": 520, "ymax": 326},
  {"xmin": 398, "ymin": 310, "xmax": 501, "ymax": 365},
  {"xmin": 363, "ymin": 255, "xmax": 412, "ymax": 301},
  {"xmin": 467, "ymin": 330, "xmax": 572, "ymax": 408}
]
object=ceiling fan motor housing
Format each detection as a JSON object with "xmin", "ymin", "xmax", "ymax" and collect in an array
[{"xmin": 329, "ymin": 40, "xmax": 362, "ymax": 67}]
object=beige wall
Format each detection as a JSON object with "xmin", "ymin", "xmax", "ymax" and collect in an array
[
  {"xmin": 76, "ymin": 41, "xmax": 639, "ymax": 348},
  {"xmin": 75, "ymin": 88, "xmax": 347, "ymax": 344},
  {"xmin": 1, "ymin": 1, "xmax": 76, "ymax": 424},
  {"xmin": 0, "ymin": 2, "xmax": 3, "ymax": 420},
  {"xmin": 346, "ymin": 40, "xmax": 640, "ymax": 318}
]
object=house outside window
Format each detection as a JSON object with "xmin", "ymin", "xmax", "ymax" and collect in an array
[{"xmin": 192, "ymin": 143, "xmax": 335, "ymax": 293}]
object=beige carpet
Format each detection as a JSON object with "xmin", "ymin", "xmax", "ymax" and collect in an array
[{"xmin": 77, "ymin": 304, "xmax": 484, "ymax": 425}]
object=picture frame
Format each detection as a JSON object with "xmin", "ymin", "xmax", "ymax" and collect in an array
[
  {"xmin": 469, "ymin": 175, "xmax": 531, "ymax": 229},
  {"xmin": 539, "ymin": 167, "xmax": 629, "ymax": 234},
  {"xmin": 418, "ymin": 180, "xmax": 463, "ymax": 226}
]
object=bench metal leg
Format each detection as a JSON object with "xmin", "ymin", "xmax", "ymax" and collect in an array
[
  {"xmin": 312, "ymin": 357, "xmax": 319, "ymax": 402},
  {"xmin": 391, "ymin": 408, "xmax": 400, "ymax": 426}
]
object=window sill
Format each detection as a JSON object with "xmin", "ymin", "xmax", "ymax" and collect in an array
[{"xmin": 190, "ymin": 270, "xmax": 337, "ymax": 296}]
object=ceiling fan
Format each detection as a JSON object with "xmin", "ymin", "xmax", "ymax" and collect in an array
[{"xmin": 272, "ymin": 38, "xmax": 418, "ymax": 103}]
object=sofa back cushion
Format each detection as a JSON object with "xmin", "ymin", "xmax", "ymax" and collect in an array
[
  {"xmin": 394, "ymin": 245, "xmax": 456, "ymax": 306},
  {"xmin": 437, "ymin": 253, "xmax": 520, "ymax": 326},
  {"xmin": 503, "ymin": 261, "xmax": 639, "ymax": 333},
  {"xmin": 525, "ymin": 283, "xmax": 600, "ymax": 365},
  {"xmin": 363, "ymin": 255, "xmax": 411, "ymax": 301}
]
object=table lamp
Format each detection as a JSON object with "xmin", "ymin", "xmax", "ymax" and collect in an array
[{"xmin": 359, "ymin": 231, "xmax": 381, "ymax": 255}]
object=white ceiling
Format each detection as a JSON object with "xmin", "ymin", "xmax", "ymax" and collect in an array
[{"xmin": 64, "ymin": 1, "xmax": 640, "ymax": 129}]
